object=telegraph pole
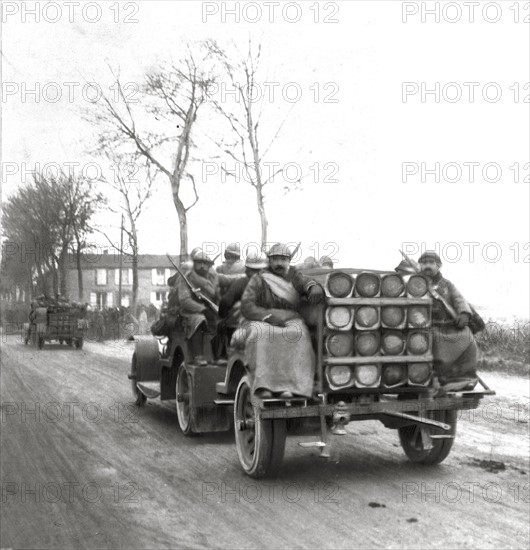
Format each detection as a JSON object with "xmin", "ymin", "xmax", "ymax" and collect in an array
[{"xmin": 118, "ymin": 214, "xmax": 124, "ymax": 340}]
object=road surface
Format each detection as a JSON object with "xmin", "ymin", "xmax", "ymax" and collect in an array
[{"xmin": 1, "ymin": 334, "xmax": 529, "ymax": 549}]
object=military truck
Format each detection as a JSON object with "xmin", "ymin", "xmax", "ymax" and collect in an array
[
  {"xmin": 129, "ymin": 267, "xmax": 494, "ymax": 478},
  {"xmin": 25, "ymin": 303, "xmax": 87, "ymax": 350}
]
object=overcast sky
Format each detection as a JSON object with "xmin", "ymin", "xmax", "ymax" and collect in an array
[{"xmin": 1, "ymin": 1, "xmax": 529, "ymax": 319}]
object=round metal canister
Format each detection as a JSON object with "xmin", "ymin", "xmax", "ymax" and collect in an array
[
  {"xmin": 355, "ymin": 306, "xmax": 380, "ymax": 329},
  {"xmin": 381, "ymin": 330, "xmax": 405, "ymax": 355},
  {"xmin": 381, "ymin": 306, "xmax": 406, "ymax": 328},
  {"xmin": 407, "ymin": 330, "xmax": 430, "ymax": 355},
  {"xmin": 407, "ymin": 306, "xmax": 431, "ymax": 328},
  {"xmin": 355, "ymin": 272, "xmax": 380, "ymax": 297},
  {"xmin": 355, "ymin": 331, "xmax": 380, "ymax": 356},
  {"xmin": 407, "ymin": 275, "xmax": 428, "ymax": 297},
  {"xmin": 325, "ymin": 332, "xmax": 355, "ymax": 357},
  {"xmin": 326, "ymin": 271, "xmax": 354, "ymax": 298},
  {"xmin": 381, "ymin": 274, "xmax": 405, "ymax": 297}
]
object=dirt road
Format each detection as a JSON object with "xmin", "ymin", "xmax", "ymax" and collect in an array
[{"xmin": 1, "ymin": 334, "xmax": 528, "ymax": 549}]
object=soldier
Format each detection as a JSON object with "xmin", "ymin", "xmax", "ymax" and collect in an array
[
  {"xmin": 240, "ymin": 242, "xmax": 324, "ymax": 398},
  {"xmin": 176, "ymin": 251, "xmax": 219, "ymax": 365},
  {"xmin": 418, "ymin": 250, "xmax": 478, "ymax": 391},
  {"xmin": 319, "ymin": 255, "xmax": 334, "ymax": 269},
  {"xmin": 217, "ymin": 250, "xmax": 268, "ymax": 356},
  {"xmin": 216, "ymin": 243, "xmax": 245, "ymax": 275},
  {"xmin": 302, "ymin": 256, "xmax": 318, "ymax": 269}
]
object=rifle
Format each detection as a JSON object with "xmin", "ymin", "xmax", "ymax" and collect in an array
[
  {"xmin": 290, "ymin": 241, "xmax": 302, "ymax": 261},
  {"xmin": 166, "ymin": 253, "xmax": 219, "ymax": 314},
  {"xmin": 399, "ymin": 249, "xmax": 458, "ymax": 320}
]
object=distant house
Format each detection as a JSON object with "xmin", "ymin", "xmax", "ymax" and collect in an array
[{"xmin": 65, "ymin": 253, "xmax": 179, "ymax": 309}]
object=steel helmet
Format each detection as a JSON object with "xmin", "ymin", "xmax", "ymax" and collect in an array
[
  {"xmin": 267, "ymin": 242, "xmax": 292, "ymax": 259},
  {"xmin": 193, "ymin": 251, "xmax": 214, "ymax": 264},
  {"xmin": 319, "ymin": 255, "xmax": 334, "ymax": 268},
  {"xmin": 245, "ymin": 250, "xmax": 268, "ymax": 269},
  {"xmin": 225, "ymin": 243, "xmax": 241, "ymax": 258}
]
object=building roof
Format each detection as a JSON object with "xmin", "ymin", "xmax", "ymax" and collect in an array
[{"xmin": 65, "ymin": 253, "xmax": 184, "ymax": 270}]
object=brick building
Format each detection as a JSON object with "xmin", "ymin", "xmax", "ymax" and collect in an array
[{"xmin": 65, "ymin": 253, "xmax": 177, "ymax": 309}]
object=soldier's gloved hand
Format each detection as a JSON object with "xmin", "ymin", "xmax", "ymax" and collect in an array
[
  {"xmin": 455, "ymin": 312, "xmax": 470, "ymax": 329},
  {"xmin": 307, "ymin": 285, "xmax": 324, "ymax": 304},
  {"xmin": 263, "ymin": 314, "xmax": 286, "ymax": 327}
]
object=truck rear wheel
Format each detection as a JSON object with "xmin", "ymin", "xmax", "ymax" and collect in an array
[
  {"xmin": 398, "ymin": 408, "xmax": 457, "ymax": 464},
  {"xmin": 234, "ymin": 375, "xmax": 286, "ymax": 478},
  {"xmin": 176, "ymin": 363, "xmax": 195, "ymax": 436}
]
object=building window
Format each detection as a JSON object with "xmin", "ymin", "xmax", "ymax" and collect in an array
[
  {"xmin": 152, "ymin": 268, "xmax": 171, "ymax": 286},
  {"xmin": 150, "ymin": 291, "xmax": 168, "ymax": 305},
  {"xmin": 95, "ymin": 269, "xmax": 107, "ymax": 286},
  {"xmin": 114, "ymin": 268, "xmax": 133, "ymax": 285}
]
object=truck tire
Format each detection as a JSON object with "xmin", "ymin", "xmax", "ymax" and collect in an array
[
  {"xmin": 234, "ymin": 375, "xmax": 286, "ymax": 478},
  {"xmin": 176, "ymin": 362, "xmax": 195, "ymax": 436},
  {"xmin": 398, "ymin": 408, "xmax": 457, "ymax": 464}
]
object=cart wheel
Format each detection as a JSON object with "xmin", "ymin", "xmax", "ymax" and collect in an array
[
  {"xmin": 130, "ymin": 353, "xmax": 147, "ymax": 406},
  {"xmin": 38, "ymin": 336, "xmax": 45, "ymax": 350},
  {"xmin": 234, "ymin": 375, "xmax": 286, "ymax": 478},
  {"xmin": 176, "ymin": 363, "xmax": 195, "ymax": 435},
  {"xmin": 398, "ymin": 408, "xmax": 457, "ymax": 464},
  {"xmin": 75, "ymin": 338, "xmax": 83, "ymax": 350}
]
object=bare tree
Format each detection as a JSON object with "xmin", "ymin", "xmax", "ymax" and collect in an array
[
  {"xmin": 97, "ymin": 155, "xmax": 156, "ymax": 309},
  {"xmin": 88, "ymin": 43, "xmax": 216, "ymax": 257},
  {"xmin": 207, "ymin": 39, "xmax": 301, "ymax": 246},
  {"xmin": 2, "ymin": 172, "xmax": 103, "ymax": 300}
]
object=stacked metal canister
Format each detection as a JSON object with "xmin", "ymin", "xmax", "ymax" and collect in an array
[{"xmin": 323, "ymin": 271, "xmax": 434, "ymax": 390}]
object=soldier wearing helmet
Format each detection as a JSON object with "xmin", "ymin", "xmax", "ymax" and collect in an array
[
  {"xmin": 217, "ymin": 243, "xmax": 245, "ymax": 275},
  {"xmin": 215, "ymin": 250, "xmax": 269, "ymax": 358},
  {"xmin": 418, "ymin": 250, "xmax": 478, "ymax": 391},
  {"xmin": 319, "ymin": 255, "xmax": 334, "ymax": 269},
  {"xmin": 240, "ymin": 243, "xmax": 325, "ymax": 399},
  {"xmin": 175, "ymin": 249, "xmax": 220, "ymax": 365}
]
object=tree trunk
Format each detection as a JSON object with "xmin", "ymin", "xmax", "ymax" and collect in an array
[
  {"xmin": 76, "ymin": 241, "xmax": 83, "ymax": 301},
  {"xmin": 132, "ymin": 254, "xmax": 138, "ymax": 311},
  {"xmin": 59, "ymin": 248, "xmax": 69, "ymax": 298},
  {"xmin": 256, "ymin": 186, "xmax": 268, "ymax": 247},
  {"xmin": 171, "ymin": 177, "xmax": 188, "ymax": 258}
]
